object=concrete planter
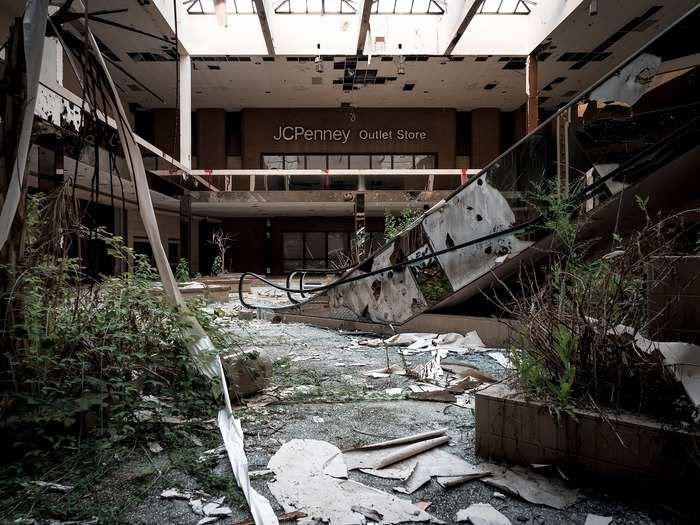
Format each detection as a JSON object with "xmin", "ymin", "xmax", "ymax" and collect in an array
[
  {"xmin": 179, "ymin": 283, "xmax": 232, "ymax": 303},
  {"xmin": 475, "ymin": 383, "xmax": 700, "ymax": 484},
  {"xmin": 201, "ymin": 275, "xmax": 251, "ymax": 293}
]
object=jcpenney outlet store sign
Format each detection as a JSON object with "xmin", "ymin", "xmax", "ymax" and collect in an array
[{"xmin": 273, "ymin": 126, "xmax": 428, "ymax": 144}]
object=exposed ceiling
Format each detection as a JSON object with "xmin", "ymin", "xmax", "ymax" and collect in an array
[{"xmin": 3, "ymin": 1, "xmax": 698, "ymax": 113}]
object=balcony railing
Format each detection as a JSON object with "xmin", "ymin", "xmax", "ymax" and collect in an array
[{"xmin": 151, "ymin": 168, "xmax": 482, "ymax": 192}]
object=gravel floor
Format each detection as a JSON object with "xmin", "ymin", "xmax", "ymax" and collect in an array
[{"xmin": 122, "ymin": 298, "xmax": 688, "ymax": 525}]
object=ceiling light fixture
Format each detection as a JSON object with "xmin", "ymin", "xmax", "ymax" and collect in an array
[
  {"xmin": 589, "ymin": 0, "xmax": 598, "ymax": 16},
  {"xmin": 397, "ymin": 55, "xmax": 406, "ymax": 75}
]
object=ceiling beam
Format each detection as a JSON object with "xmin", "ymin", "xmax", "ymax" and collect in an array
[
  {"xmin": 253, "ymin": 0, "xmax": 275, "ymax": 56},
  {"xmin": 356, "ymin": 0, "xmax": 373, "ymax": 55},
  {"xmin": 443, "ymin": 1, "xmax": 481, "ymax": 55}
]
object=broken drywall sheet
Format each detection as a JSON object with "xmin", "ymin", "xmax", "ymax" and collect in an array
[
  {"xmin": 610, "ymin": 325, "xmax": 700, "ymax": 406},
  {"xmin": 421, "ymin": 179, "xmax": 516, "ymax": 292},
  {"xmin": 359, "ymin": 331, "xmax": 488, "ymax": 357},
  {"xmin": 360, "ymin": 461, "xmax": 418, "ymax": 481},
  {"xmin": 347, "ymin": 428, "xmax": 448, "ymax": 451},
  {"xmin": 267, "ymin": 439, "xmax": 433, "ymax": 525},
  {"xmin": 479, "ymin": 464, "xmax": 579, "ymax": 510},
  {"xmin": 342, "ymin": 430, "xmax": 487, "ymax": 494},
  {"xmin": 456, "ymin": 503, "xmax": 512, "ymax": 525},
  {"xmin": 343, "ymin": 436, "xmax": 449, "ymax": 470},
  {"xmin": 590, "ymin": 53, "xmax": 661, "ymax": 106},
  {"xmin": 393, "ymin": 448, "xmax": 490, "ymax": 495}
]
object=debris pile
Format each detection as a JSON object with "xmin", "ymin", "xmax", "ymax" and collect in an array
[
  {"xmin": 264, "ymin": 428, "xmax": 581, "ymax": 524},
  {"xmin": 356, "ymin": 331, "xmax": 508, "ymax": 406},
  {"xmin": 160, "ymin": 488, "xmax": 233, "ymax": 524}
]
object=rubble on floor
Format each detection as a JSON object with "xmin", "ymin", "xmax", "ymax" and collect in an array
[
  {"xmin": 266, "ymin": 439, "xmax": 434, "ymax": 524},
  {"xmin": 455, "ymin": 503, "xmax": 511, "ymax": 524}
]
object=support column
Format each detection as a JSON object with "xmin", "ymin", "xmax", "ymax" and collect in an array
[
  {"xmin": 352, "ymin": 193, "xmax": 367, "ymax": 263},
  {"xmin": 556, "ymin": 107, "xmax": 571, "ymax": 198},
  {"xmin": 526, "ymin": 53, "xmax": 539, "ymax": 133},
  {"xmin": 179, "ymin": 54, "xmax": 192, "ymax": 170},
  {"xmin": 180, "ymin": 194, "xmax": 192, "ymax": 269}
]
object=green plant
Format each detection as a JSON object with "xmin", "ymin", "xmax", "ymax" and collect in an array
[
  {"xmin": 175, "ymin": 258, "xmax": 190, "ymax": 282},
  {"xmin": 384, "ymin": 208, "xmax": 422, "ymax": 242},
  {"xmin": 0, "ymin": 194, "xmax": 218, "ymax": 451},
  {"xmin": 211, "ymin": 255, "xmax": 222, "ymax": 276},
  {"xmin": 505, "ymin": 187, "xmax": 694, "ymax": 417}
]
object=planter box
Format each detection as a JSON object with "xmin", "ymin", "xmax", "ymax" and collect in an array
[
  {"xmin": 201, "ymin": 275, "xmax": 251, "ymax": 293},
  {"xmin": 475, "ymin": 383, "xmax": 700, "ymax": 484},
  {"xmin": 179, "ymin": 283, "xmax": 232, "ymax": 303}
]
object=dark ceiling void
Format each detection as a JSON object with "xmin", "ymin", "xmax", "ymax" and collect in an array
[
  {"xmin": 646, "ymin": 6, "xmax": 700, "ymax": 62},
  {"xmin": 556, "ymin": 5, "xmax": 662, "ymax": 71}
]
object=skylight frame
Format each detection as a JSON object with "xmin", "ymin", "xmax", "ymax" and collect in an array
[
  {"xmin": 476, "ymin": 0, "xmax": 532, "ymax": 15},
  {"xmin": 370, "ymin": 0, "xmax": 446, "ymax": 15},
  {"xmin": 273, "ymin": 0, "xmax": 358, "ymax": 14},
  {"xmin": 185, "ymin": 0, "xmax": 258, "ymax": 15}
]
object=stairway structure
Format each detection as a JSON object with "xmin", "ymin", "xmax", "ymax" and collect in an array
[{"xmin": 248, "ymin": 14, "xmax": 700, "ymax": 329}]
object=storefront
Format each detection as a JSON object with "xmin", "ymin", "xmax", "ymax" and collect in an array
[{"xmin": 238, "ymin": 107, "xmax": 458, "ymax": 190}]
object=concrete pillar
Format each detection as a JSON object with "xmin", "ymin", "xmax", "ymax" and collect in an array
[
  {"xmin": 179, "ymin": 54, "xmax": 192, "ymax": 169},
  {"xmin": 470, "ymin": 108, "xmax": 501, "ymax": 169},
  {"xmin": 196, "ymin": 108, "xmax": 226, "ymax": 188},
  {"xmin": 526, "ymin": 53, "xmax": 539, "ymax": 133},
  {"xmin": 180, "ymin": 194, "xmax": 192, "ymax": 270}
]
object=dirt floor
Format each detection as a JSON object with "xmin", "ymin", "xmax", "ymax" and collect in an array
[{"xmin": 3, "ymin": 287, "xmax": 691, "ymax": 524}]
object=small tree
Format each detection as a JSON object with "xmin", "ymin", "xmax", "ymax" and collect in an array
[{"xmin": 210, "ymin": 228, "xmax": 235, "ymax": 275}]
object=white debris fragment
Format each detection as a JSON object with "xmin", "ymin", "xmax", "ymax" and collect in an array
[
  {"xmin": 197, "ymin": 517, "xmax": 220, "ymax": 525},
  {"xmin": 148, "ymin": 441, "xmax": 164, "ymax": 454},
  {"xmin": 360, "ymin": 461, "xmax": 418, "ymax": 481},
  {"xmin": 248, "ymin": 469, "xmax": 273, "ymax": 478},
  {"xmin": 160, "ymin": 488, "xmax": 190, "ymax": 500},
  {"xmin": 394, "ymin": 448, "xmax": 489, "ymax": 494},
  {"xmin": 584, "ymin": 515, "xmax": 613, "ymax": 525},
  {"xmin": 203, "ymin": 503, "xmax": 232, "ymax": 516},
  {"xmin": 456, "ymin": 503, "xmax": 512, "ymax": 524},
  {"xmin": 454, "ymin": 394, "xmax": 475, "ymax": 409},
  {"xmin": 609, "ymin": 325, "xmax": 700, "ymax": 407},
  {"xmin": 28, "ymin": 481, "xmax": 73, "ymax": 493},
  {"xmin": 198, "ymin": 445, "xmax": 226, "ymax": 463},
  {"xmin": 267, "ymin": 439, "xmax": 433, "ymax": 525},
  {"xmin": 363, "ymin": 365, "xmax": 406, "ymax": 378},
  {"xmin": 190, "ymin": 498, "xmax": 204, "ymax": 515},
  {"xmin": 312, "ymin": 416, "xmax": 325, "ymax": 423},
  {"xmin": 487, "ymin": 352, "xmax": 513, "ymax": 369},
  {"xmin": 493, "ymin": 491, "xmax": 507, "ymax": 500},
  {"xmin": 385, "ymin": 388, "xmax": 404, "ymax": 396},
  {"xmin": 344, "ymin": 436, "xmax": 449, "ymax": 470},
  {"xmin": 479, "ymin": 464, "xmax": 579, "ymax": 510},
  {"xmin": 408, "ymin": 383, "xmax": 445, "ymax": 393}
]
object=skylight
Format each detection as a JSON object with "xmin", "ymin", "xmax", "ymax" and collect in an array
[
  {"xmin": 185, "ymin": 0, "xmax": 257, "ymax": 15},
  {"xmin": 477, "ymin": 0, "xmax": 532, "ymax": 15},
  {"xmin": 371, "ymin": 0, "xmax": 445, "ymax": 14},
  {"xmin": 273, "ymin": 0, "xmax": 358, "ymax": 14}
]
